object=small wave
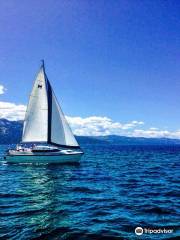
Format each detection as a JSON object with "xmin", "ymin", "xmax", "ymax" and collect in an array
[
  {"xmin": 33, "ymin": 227, "xmax": 124, "ymax": 240},
  {"xmin": 143, "ymin": 206, "xmax": 173, "ymax": 215},
  {"xmin": 0, "ymin": 208, "xmax": 46, "ymax": 217},
  {"xmin": 73, "ymin": 186, "xmax": 102, "ymax": 194},
  {"xmin": 0, "ymin": 193, "xmax": 28, "ymax": 198},
  {"xmin": 92, "ymin": 210, "xmax": 110, "ymax": 217}
]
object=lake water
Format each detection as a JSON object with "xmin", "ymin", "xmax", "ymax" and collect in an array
[{"xmin": 0, "ymin": 144, "xmax": 179, "ymax": 239}]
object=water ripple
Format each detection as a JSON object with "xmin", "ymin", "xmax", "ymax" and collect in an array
[{"xmin": 0, "ymin": 144, "xmax": 179, "ymax": 239}]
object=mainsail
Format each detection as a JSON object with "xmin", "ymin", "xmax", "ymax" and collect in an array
[{"xmin": 22, "ymin": 62, "xmax": 80, "ymax": 149}]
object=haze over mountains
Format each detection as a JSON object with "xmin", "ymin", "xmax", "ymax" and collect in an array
[{"xmin": 1, "ymin": 118, "xmax": 180, "ymax": 145}]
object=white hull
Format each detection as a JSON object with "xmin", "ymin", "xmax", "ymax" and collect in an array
[{"xmin": 5, "ymin": 151, "xmax": 83, "ymax": 164}]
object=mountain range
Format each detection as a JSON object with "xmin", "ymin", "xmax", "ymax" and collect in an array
[{"xmin": 1, "ymin": 118, "xmax": 180, "ymax": 145}]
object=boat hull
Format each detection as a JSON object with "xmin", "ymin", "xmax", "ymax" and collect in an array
[{"xmin": 4, "ymin": 151, "xmax": 83, "ymax": 164}]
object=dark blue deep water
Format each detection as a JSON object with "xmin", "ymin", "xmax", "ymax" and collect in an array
[{"xmin": 0, "ymin": 144, "xmax": 179, "ymax": 240}]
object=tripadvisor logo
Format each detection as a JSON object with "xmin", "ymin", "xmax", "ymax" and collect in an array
[
  {"xmin": 135, "ymin": 227, "xmax": 173, "ymax": 235},
  {"xmin": 135, "ymin": 227, "xmax": 143, "ymax": 235}
]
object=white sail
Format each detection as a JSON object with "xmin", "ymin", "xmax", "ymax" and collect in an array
[
  {"xmin": 51, "ymin": 90, "xmax": 79, "ymax": 147},
  {"xmin": 22, "ymin": 66, "xmax": 48, "ymax": 142},
  {"xmin": 22, "ymin": 62, "xmax": 80, "ymax": 148}
]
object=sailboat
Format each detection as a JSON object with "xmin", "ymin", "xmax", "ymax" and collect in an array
[{"xmin": 5, "ymin": 61, "xmax": 83, "ymax": 163}]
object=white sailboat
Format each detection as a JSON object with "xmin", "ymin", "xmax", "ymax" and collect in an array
[{"xmin": 5, "ymin": 61, "xmax": 83, "ymax": 163}]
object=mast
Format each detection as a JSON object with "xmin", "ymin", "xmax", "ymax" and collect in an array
[{"xmin": 41, "ymin": 59, "xmax": 52, "ymax": 144}]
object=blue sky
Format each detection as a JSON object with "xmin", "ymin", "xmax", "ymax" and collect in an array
[{"xmin": 0, "ymin": 0, "xmax": 180, "ymax": 137}]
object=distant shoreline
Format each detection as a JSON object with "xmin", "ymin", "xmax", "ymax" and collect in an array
[{"xmin": 1, "ymin": 118, "xmax": 180, "ymax": 146}]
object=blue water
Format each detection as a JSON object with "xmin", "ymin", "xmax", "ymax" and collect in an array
[{"xmin": 0, "ymin": 143, "xmax": 179, "ymax": 240}]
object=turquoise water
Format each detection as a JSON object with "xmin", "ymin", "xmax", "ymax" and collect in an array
[{"xmin": 0, "ymin": 144, "xmax": 179, "ymax": 239}]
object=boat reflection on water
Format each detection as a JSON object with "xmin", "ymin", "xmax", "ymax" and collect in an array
[{"xmin": 8, "ymin": 162, "xmax": 82, "ymax": 239}]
